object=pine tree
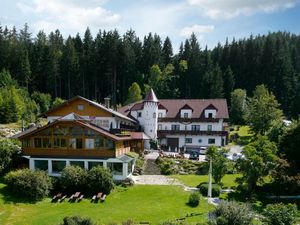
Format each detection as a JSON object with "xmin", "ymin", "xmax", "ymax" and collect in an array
[
  {"xmin": 223, "ymin": 66, "xmax": 235, "ymax": 102},
  {"xmin": 162, "ymin": 36, "xmax": 173, "ymax": 66}
]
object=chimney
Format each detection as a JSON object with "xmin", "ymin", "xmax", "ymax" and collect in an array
[{"xmin": 104, "ymin": 97, "xmax": 110, "ymax": 108}]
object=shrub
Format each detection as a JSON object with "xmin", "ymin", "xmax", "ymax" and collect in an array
[
  {"xmin": 188, "ymin": 192, "xmax": 200, "ymax": 207},
  {"xmin": 198, "ymin": 183, "xmax": 221, "ymax": 197},
  {"xmin": 208, "ymin": 201, "xmax": 253, "ymax": 225},
  {"xmin": 262, "ymin": 203, "xmax": 297, "ymax": 225},
  {"xmin": 88, "ymin": 166, "xmax": 114, "ymax": 194},
  {"xmin": 4, "ymin": 169, "xmax": 52, "ymax": 200},
  {"xmin": 60, "ymin": 166, "xmax": 88, "ymax": 193},
  {"xmin": 60, "ymin": 216, "xmax": 95, "ymax": 225},
  {"xmin": 0, "ymin": 138, "xmax": 21, "ymax": 174},
  {"xmin": 160, "ymin": 161, "xmax": 175, "ymax": 175}
]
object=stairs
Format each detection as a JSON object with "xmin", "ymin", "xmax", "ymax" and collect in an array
[{"xmin": 143, "ymin": 158, "xmax": 161, "ymax": 175}]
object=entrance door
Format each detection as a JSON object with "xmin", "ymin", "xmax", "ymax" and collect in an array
[{"xmin": 167, "ymin": 138, "xmax": 179, "ymax": 152}]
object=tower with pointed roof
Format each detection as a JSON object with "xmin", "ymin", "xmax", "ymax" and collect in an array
[{"xmin": 141, "ymin": 88, "xmax": 159, "ymax": 148}]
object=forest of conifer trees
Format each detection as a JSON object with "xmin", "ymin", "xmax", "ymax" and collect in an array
[{"xmin": 0, "ymin": 23, "xmax": 300, "ymax": 119}]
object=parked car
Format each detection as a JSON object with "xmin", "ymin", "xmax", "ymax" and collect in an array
[{"xmin": 189, "ymin": 151, "xmax": 199, "ymax": 160}]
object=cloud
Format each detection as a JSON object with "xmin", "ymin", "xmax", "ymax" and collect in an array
[
  {"xmin": 186, "ymin": 0, "xmax": 297, "ymax": 19},
  {"xmin": 17, "ymin": 0, "xmax": 120, "ymax": 34},
  {"xmin": 180, "ymin": 24, "xmax": 214, "ymax": 38},
  {"xmin": 118, "ymin": 2, "xmax": 186, "ymax": 39}
]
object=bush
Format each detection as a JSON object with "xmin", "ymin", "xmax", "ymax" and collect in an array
[
  {"xmin": 60, "ymin": 216, "xmax": 95, "ymax": 225},
  {"xmin": 160, "ymin": 161, "xmax": 175, "ymax": 175},
  {"xmin": 188, "ymin": 192, "xmax": 200, "ymax": 207},
  {"xmin": 88, "ymin": 166, "xmax": 114, "ymax": 194},
  {"xmin": 0, "ymin": 138, "xmax": 21, "ymax": 174},
  {"xmin": 208, "ymin": 201, "xmax": 253, "ymax": 225},
  {"xmin": 60, "ymin": 166, "xmax": 88, "ymax": 193},
  {"xmin": 4, "ymin": 169, "xmax": 52, "ymax": 200},
  {"xmin": 262, "ymin": 203, "xmax": 297, "ymax": 225},
  {"xmin": 198, "ymin": 183, "xmax": 221, "ymax": 197}
]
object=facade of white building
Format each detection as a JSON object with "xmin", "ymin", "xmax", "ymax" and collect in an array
[{"xmin": 119, "ymin": 89, "xmax": 229, "ymax": 152}]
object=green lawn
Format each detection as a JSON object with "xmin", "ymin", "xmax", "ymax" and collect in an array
[
  {"xmin": 0, "ymin": 182, "xmax": 213, "ymax": 225},
  {"xmin": 229, "ymin": 125, "xmax": 253, "ymax": 145},
  {"xmin": 171, "ymin": 174, "xmax": 241, "ymax": 188}
]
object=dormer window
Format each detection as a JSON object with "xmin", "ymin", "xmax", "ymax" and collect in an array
[
  {"xmin": 204, "ymin": 104, "xmax": 217, "ymax": 118},
  {"xmin": 158, "ymin": 112, "xmax": 163, "ymax": 118},
  {"xmin": 138, "ymin": 112, "xmax": 142, "ymax": 118},
  {"xmin": 184, "ymin": 113, "xmax": 188, "ymax": 118}
]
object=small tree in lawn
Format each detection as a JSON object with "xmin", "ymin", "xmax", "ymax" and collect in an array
[
  {"xmin": 262, "ymin": 203, "xmax": 297, "ymax": 225},
  {"xmin": 60, "ymin": 165, "xmax": 88, "ymax": 193},
  {"xmin": 88, "ymin": 166, "xmax": 114, "ymax": 194},
  {"xmin": 4, "ymin": 169, "xmax": 52, "ymax": 201},
  {"xmin": 237, "ymin": 136, "xmax": 278, "ymax": 192},
  {"xmin": 206, "ymin": 146, "xmax": 228, "ymax": 185}
]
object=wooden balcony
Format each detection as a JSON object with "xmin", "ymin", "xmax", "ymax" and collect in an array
[
  {"xmin": 22, "ymin": 146, "xmax": 131, "ymax": 158},
  {"xmin": 157, "ymin": 130, "xmax": 228, "ymax": 137}
]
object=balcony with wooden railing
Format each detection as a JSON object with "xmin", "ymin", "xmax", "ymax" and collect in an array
[{"xmin": 157, "ymin": 129, "xmax": 228, "ymax": 137}]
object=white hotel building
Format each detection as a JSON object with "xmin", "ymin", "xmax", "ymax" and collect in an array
[{"xmin": 119, "ymin": 89, "xmax": 229, "ymax": 152}]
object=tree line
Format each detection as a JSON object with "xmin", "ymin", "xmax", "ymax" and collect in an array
[{"xmin": 0, "ymin": 24, "xmax": 300, "ymax": 118}]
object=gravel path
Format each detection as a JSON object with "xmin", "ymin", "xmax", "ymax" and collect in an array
[{"xmin": 132, "ymin": 175, "xmax": 182, "ymax": 185}]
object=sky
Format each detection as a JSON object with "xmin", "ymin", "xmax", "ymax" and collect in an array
[{"xmin": 1, "ymin": 0, "xmax": 300, "ymax": 50}]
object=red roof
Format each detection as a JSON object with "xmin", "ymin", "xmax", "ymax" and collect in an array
[
  {"xmin": 144, "ymin": 88, "xmax": 158, "ymax": 102},
  {"xmin": 130, "ymin": 132, "xmax": 150, "ymax": 140},
  {"xmin": 119, "ymin": 99, "xmax": 229, "ymax": 119},
  {"xmin": 158, "ymin": 99, "xmax": 228, "ymax": 119}
]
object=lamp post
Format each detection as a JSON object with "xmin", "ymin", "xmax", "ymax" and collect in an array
[{"xmin": 208, "ymin": 157, "xmax": 212, "ymax": 203}]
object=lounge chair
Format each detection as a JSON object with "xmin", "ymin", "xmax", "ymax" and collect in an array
[
  {"xmin": 59, "ymin": 195, "xmax": 67, "ymax": 202},
  {"xmin": 77, "ymin": 195, "xmax": 84, "ymax": 202},
  {"xmin": 96, "ymin": 192, "xmax": 102, "ymax": 199},
  {"xmin": 68, "ymin": 194, "xmax": 74, "ymax": 202},
  {"xmin": 100, "ymin": 194, "xmax": 106, "ymax": 202},
  {"xmin": 51, "ymin": 193, "xmax": 62, "ymax": 202},
  {"xmin": 74, "ymin": 192, "xmax": 81, "ymax": 199}
]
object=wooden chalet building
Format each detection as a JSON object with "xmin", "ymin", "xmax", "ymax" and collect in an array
[{"xmin": 15, "ymin": 96, "xmax": 149, "ymax": 180}]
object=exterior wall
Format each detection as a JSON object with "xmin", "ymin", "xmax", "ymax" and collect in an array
[
  {"xmin": 158, "ymin": 120, "xmax": 224, "ymax": 131},
  {"xmin": 139, "ymin": 102, "xmax": 158, "ymax": 148},
  {"xmin": 47, "ymin": 98, "xmax": 112, "ymax": 117},
  {"xmin": 29, "ymin": 157, "xmax": 134, "ymax": 180}
]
